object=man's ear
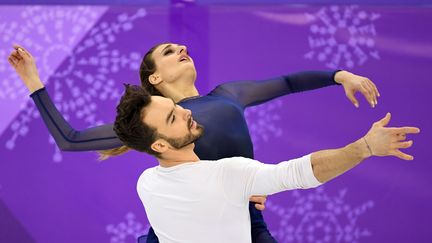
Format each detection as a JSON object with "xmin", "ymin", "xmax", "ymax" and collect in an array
[
  {"xmin": 149, "ymin": 73, "xmax": 162, "ymax": 85},
  {"xmin": 151, "ymin": 139, "xmax": 168, "ymax": 153}
]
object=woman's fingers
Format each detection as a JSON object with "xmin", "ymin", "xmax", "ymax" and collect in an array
[
  {"xmin": 8, "ymin": 56, "xmax": 17, "ymax": 67},
  {"xmin": 364, "ymin": 80, "xmax": 377, "ymax": 106},
  {"xmin": 8, "ymin": 54, "xmax": 19, "ymax": 65},
  {"xmin": 13, "ymin": 44, "xmax": 32, "ymax": 60},
  {"xmin": 368, "ymin": 78, "xmax": 380, "ymax": 98},
  {"xmin": 362, "ymin": 82, "xmax": 376, "ymax": 107},
  {"xmin": 10, "ymin": 49, "xmax": 23, "ymax": 60},
  {"xmin": 359, "ymin": 84, "xmax": 374, "ymax": 108}
]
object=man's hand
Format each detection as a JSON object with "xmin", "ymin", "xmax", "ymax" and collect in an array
[
  {"xmin": 334, "ymin": 71, "xmax": 380, "ymax": 108},
  {"xmin": 311, "ymin": 113, "xmax": 420, "ymax": 183},
  {"xmin": 363, "ymin": 113, "xmax": 420, "ymax": 160},
  {"xmin": 249, "ymin": 195, "xmax": 267, "ymax": 211},
  {"xmin": 7, "ymin": 44, "xmax": 44, "ymax": 93}
]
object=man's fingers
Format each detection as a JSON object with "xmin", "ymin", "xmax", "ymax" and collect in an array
[
  {"xmin": 396, "ymin": 133, "xmax": 407, "ymax": 141},
  {"xmin": 390, "ymin": 149, "xmax": 414, "ymax": 160},
  {"xmin": 255, "ymin": 203, "xmax": 265, "ymax": 211},
  {"xmin": 249, "ymin": 195, "xmax": 266, "ymax": 203},
  {"xmin": 346, "ymin": 93, "xmax": 359, "ymax": 108},
  {"xmin": 395, "ymin": 140, "xmax": 413, "ymax": 149},
  {"xmin": 250, "ymin": 195, "xmax": 267, "ymax": 211},
  {"xmin": 375, "ymin": 112, "xmax": 391, "ymax": 127},
  {"xmin": 392, "ymin": 127, "xmax": 421, "ymax": 135}
]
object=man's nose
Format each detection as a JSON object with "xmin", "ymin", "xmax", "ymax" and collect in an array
[{"xmin": 183, "ymin": 108, "xmax": 192, "ymax": 120}]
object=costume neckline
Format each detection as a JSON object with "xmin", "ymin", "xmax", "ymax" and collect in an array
[{"xmin": 178, "ymin": 95, "xmax": 202, "ymax": 103}]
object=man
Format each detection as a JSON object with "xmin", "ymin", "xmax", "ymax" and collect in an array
[{"xmin": 113, "ymin": 85, "xmax": 419, "ymax": 243}]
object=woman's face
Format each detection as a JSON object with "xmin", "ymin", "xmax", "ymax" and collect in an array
[{"xmin": 151, "ymin": 43, "xmax": 196, "ymax": 84}]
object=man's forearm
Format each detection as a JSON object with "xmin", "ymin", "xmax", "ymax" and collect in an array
[{"xmin": 311, "ymin": 138, "xmax": 371, "ymax": 183}]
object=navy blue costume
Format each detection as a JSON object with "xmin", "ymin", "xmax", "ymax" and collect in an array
[{"xmin": 30, "ymin": 71, "xmax": 339, "ymax": 243}]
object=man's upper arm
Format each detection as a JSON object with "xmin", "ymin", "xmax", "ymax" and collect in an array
[
  {"xmin": 249, "ymin": 154, "xmax": 322, "ymax": 196},
  {"xmin": 220, "ymin": 155, "xmax": 322, "ymax": 205},
  {"xmin": 220, "ymin": 157, "xmax": 264, "ymax": 205}
]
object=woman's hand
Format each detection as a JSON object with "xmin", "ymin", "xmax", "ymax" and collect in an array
[
  {"xmin": 334, "ymin": 71, "xmax": 380, "ymax": 108},
  {"xmin": 8, "ymin": 44, "xmax": 44, "ymax": 93}
]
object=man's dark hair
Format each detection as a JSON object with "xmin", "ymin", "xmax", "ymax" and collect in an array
[{"xmin": 113, "ymin": 84, "xmax": 161, "ymax": 157}]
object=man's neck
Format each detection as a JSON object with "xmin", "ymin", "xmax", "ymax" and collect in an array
[{"xmin": 157, "ymin": 147, "xmax": 200, "ymax": 168}]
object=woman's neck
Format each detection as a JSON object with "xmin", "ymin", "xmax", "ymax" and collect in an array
[{"xmin": 160, "ymin": 83, "xmax": 200, "ymax": 103}]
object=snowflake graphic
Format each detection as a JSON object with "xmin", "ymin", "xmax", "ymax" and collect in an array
[
  {"xmin": 267, "ymin": 187, "xmax": 374, "ymax": 243},
  {"xmin": 4, "ymin": 8, "xmax": 147, "ymax": 162},
  {"xmin": 106, "ymin": 212, "xmax": 150, "ymax": 243},
  {"xmin": 245, "ymin": 100, "xmax": 283, "ymax": 150},
  {"xmin": 0, "ymin": 6, "xmax": 105, "ymax": 100},
  {"xmin": 304, "ymin": 5, "xmax": 380, "ymax": 69}
]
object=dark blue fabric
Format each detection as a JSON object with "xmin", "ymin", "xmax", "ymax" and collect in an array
[
  {"xmin": 31, "ymin": 71, "xmax": 338, "ymax": 243},
  {"xmin": 137, "ymin": 234, "xmax": 148, "ymax": 243}
]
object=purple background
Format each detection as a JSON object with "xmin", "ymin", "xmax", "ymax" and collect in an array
[{"xmin": 0, "ymin": 3, "xmax": 431, "ymax": 243}]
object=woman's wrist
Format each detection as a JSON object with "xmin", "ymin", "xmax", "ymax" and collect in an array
[
  {"xmin": 27, "ymin": 78, "xmax": 45, "ymax": 93},
  {"xmin": 334, "ymin": 70, "xmax": 350, "ymax": 85}
]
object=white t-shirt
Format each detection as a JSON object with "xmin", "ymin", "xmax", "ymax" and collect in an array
[{"xmin": 137, "ymin": 154, "xmax": 321, "ymax": 243}]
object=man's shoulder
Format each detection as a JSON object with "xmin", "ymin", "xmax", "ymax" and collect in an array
[
  {"xmin": 215, "ymin": 157, "xmax": 262, "ymax": 167},
  {"xmin": 137, "ymin": 167, "xmax": 157, "ymax": 185}
]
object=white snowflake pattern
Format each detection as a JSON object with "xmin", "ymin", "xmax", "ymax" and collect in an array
[
  {"xmin": 266, "ymin": 187, "xmax": 374, "ymax": 243},
  {"xmin": 244, "ymin": 100, "xmax": 283, "ymax": 150},
  {"xmin": 106, "ymin": 212, "xmax": 149, "ymax": 243},
  {"xmin": 0, "ymin": 6, "xmax": 105, "ymax": 100},
  {"xmin": 304, "ymin": 5, "xmax": 380, "ymax": 69},
  {"xmin": 5, "ymin": 8, "xmax": 147, "ymax": 162}
]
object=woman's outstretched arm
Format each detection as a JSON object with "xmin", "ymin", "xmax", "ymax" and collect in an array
[
  {"xmin": 213, "ymin": 70, "xmax": 380, "ymax": 108},
  {"xmin": 8, "ymin": 45, "xmax": 123, "ymax": 151}
]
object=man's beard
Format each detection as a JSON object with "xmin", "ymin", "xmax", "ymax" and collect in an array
[{"xmin": 160, "ymin": 124, "xmax": 204, "ymax": 150}]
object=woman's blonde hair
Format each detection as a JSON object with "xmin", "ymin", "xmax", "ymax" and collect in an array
[{"xmin": 98, "ymin": 145, "xmax": 131, "ymax": 161}]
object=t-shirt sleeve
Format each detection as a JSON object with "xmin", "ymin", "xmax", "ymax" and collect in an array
[
  {"xmin": 30, "ymin": 87, "xmax": 123, "ymax": 151},
  {"xmin": 211, "ymin": 71, "xmax": 340, "ymax": 108},
  {"xmin": 220, "ymin": 155, "xmax": 322, "ymax": 205}
]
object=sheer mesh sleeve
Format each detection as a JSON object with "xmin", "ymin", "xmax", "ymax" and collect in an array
[
  {"xmin": 30, "ymin": 88, "xmax": 123, "ymax": 151},
  {"xmin": 212, "ymin": 70, "xmax": 340, "ymax": 108}
]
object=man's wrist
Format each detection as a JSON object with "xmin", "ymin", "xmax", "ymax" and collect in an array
[{"xmin": 344, "ymin": 138, "xmax": 372, "ymax": 161}]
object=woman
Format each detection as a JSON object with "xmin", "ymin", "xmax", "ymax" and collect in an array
[{"xmin": 8, "ymin": 44, "xmax": 379, "ymax": 243}]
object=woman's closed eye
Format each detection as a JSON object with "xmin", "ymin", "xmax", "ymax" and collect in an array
[{"xmin": 164, "ymin": 49, "xmax": 173, "ymax": 56}]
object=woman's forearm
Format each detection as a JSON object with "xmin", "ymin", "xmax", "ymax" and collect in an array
[{"xmin": 27, "ymin": 77, "xmax": 45, "ymax": 94}]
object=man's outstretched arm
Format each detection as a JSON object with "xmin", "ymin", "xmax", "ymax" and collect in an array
[
  {"xmin": 224, "ymin": 113, "xmax": 419, "ymax": 200},
  {"xmin": 311, "ymin": 113, "xmax": 420, "ymax": 183}
]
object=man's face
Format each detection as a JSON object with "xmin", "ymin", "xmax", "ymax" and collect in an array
[
  {"xmin": 143, "ymin": 96, "xmax": 204, "ymax": 150},
  {"xmin": 151, "ymin": 43, "xmax": 197, "ymax": 83}
]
